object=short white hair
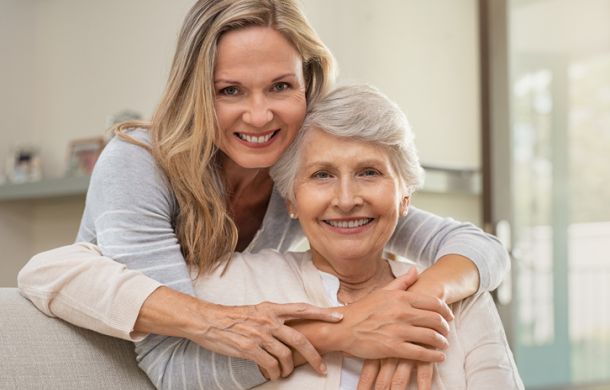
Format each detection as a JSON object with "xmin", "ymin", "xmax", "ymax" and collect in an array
[{"xmin": 270, "ymin": 85, "xmax": 424, "ymax": 202}]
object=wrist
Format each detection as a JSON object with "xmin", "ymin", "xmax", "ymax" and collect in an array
[
  {"xmin": 290, "ymin": 306, "xmax": 348, "ymax": 354},
  {"xmin": 135, "ymin": 286, "xmax": 215, "ymax": 341},
  {"xmin": 410, "ymin": 255, "xmax": 479, "ymax": 304},
  {"xmin": 407, "ymin": 278, "xmax": 448, "ymax": 302}
]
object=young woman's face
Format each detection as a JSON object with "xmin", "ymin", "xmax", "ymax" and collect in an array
[
  {"xmin": 214, "ymin": 26, "xmax": 307, "ymax": 169},
  {"xmin": 290, "ymin": 128, "xmax": 408, "ymax": 266}
]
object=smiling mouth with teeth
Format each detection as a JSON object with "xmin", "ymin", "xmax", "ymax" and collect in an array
[
  {"xmin": 235, "ymin": 130, "xmax": 279, "ymax": 144},
  {"xmin": 323, "ymin": 218, "xmax": 374, "ymax": 229}
]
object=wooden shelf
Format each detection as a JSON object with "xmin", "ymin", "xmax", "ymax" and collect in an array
[{"xmin": 0, "ymin": 176, "xmax": 90, "ymax": 202}]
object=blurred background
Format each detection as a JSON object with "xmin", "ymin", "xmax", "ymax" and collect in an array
[{"xmin": 0, "ymin": 0, "xmax": 608, "ymax": 388}]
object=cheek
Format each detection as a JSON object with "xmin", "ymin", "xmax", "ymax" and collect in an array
[
  {"xmin": 294, "ymin": 185, "xmax": 327, "ymax": 219},
  {"xmin": 282, "ymin": 95, "xmax": 307, "ymax": 129},
  {"xmin": 373, "ymin": 184, "xmax": 401, "ymax": 219},
  {"xmin": 214, "ymin": 102, "xmax": 232, "ymax": 131}
]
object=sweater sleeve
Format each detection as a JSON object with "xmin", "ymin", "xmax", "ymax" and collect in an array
[
  {"xmin": 386, "ymin": 206, "xmax": 510, "ymax": 292},
  {"xmin": 19, "ymin": 132, "xmax": 266, "ymax": 390},
  {"xmin": 17, "ymin": 242, "xmax": 161, "ymax": 341},
  {"xmin": 455, "ymin": 293, "xmax": 524, "ymax": 389}
]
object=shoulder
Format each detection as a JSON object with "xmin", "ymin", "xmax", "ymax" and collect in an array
[
  {"xmin": 451, "ymin": 291, "xmax": 502, "ymax": 329},
  {"xmin": 86, "ymin": 128, "xmax": 174, "ymax": 213},
  {"xmin": 97, "ymin": 129, "xmax": 155, "ymax": 171}
]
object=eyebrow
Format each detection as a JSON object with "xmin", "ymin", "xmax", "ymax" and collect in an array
[
  {"xmin": 214, "ymin": 73, "xmax": 297, "ymax": 85},
  {"xmin": 302, "ymin": 158, "xmax": 388, "ymax": 170}
]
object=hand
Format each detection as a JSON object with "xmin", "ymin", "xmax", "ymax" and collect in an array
[
  {"xmin": 193, "ymin": 301, "xmax": 343, "ymax": 380},
  {"xmin": 335, "ymin": 269, "xmax": 453, "ymax": 362},
  {"xmin": 357, "ymin": 359, "xmax": 434, "ymax": 390}
]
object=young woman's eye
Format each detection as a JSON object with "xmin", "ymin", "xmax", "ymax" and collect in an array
[
  {"xmin": 312, "ymin": 170, "xmax": 331, "ymax": 179},
  {"xmin": 272, "ymin": 82, "xmax": 290, "ymax": 92},
  {"xmin": 219, "ymin": 86, "xmax": 240, "ymax": 96},
  {"xmin": 360, "ymin": 168, "xmax": 381, "ymax": 177}
]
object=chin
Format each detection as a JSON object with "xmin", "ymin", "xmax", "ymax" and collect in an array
[
  {"xmin": 327, "ymin": 249, "xmax": 373, "ymax": 262},
  {"xmin": 236, "ymin": 156, "xmax": 278, "ymax": 169}
]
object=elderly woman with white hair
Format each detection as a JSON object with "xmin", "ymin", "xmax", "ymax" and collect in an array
[{"xmin": 188, "ymin": 85, "xmax": 524, "ymax": 389}]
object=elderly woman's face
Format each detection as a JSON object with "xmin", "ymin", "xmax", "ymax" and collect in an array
[
  {"xmin": 214, "ymin": 26, "xmax": 307, "ymax": 169},
  {"xmin": 290, "ymin": 128, "xmax": 408, "ymax": 265}
]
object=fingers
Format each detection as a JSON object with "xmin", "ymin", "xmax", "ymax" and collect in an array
[
  {"xmin": 411, "ymin": 308, "xmax": 451, "ymax": 338},
  {"xmin": 357, "ymin": 359, "xmax": 380, "ymax": 390},
  {"xmin": 395, "ymin": 342, "xmax": 445, "ymax": 363},
  {"xmin": 416, "ymin": 362, "xmax": 434, "ymax": 390},
  {"xmin": 374, "ymin": 358, "xmax": 398, "ymax": 390},
  {"xmin": 273, "ymin": 324, "xmax": 327, "ymax": 375},
  {"xmin": 252, "ymin": 346, "xmax": 282, "ymax": 380},
  {"xmin": 403, "ymin": 292, "xmax": 454, "ymax": 322},
  {"xmin": 391, "ymin": 360, "xmax": 413, "ymax": 390},
  {"xmin": 383, "ymin": 268, "xmax": 418, "ymax": 291},
  {"xmin": 260, "ymin": 338, "xmax": 294, "ymax": 378},
  {"xmin": 397, "ymin": 326, "xmax": 448, "ymax": 350},
  {"xmin": 266, "ymin": 302, "xmax": 343, "ymax": 323}
]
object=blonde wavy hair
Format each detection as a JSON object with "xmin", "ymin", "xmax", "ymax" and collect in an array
[{"xmin": 113, "ymin": 0, "xmax": 335, "ymax": 274}]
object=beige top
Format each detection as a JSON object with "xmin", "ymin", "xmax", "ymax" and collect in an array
[{"xmin": 194, "ymin": 249, "xmax": 524, "ymax": 390}]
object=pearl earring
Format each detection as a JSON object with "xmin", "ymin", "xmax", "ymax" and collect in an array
[{"xmin": 289, "ymin": 213, "xmax": 297, "ymax": 219}]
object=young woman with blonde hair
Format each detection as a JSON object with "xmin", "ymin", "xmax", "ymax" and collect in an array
[{"xmin": 19, "ymin": 0, "xmax": 510, "ymax": 388}]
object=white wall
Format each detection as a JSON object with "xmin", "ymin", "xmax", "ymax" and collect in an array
[
  {"xmin": 304, "ymin": 0, "xmax": 481, "ymax": 168},
  {"xmin": 0, "ymin": 0, "xmax": 36, "ymax": 165},
  {"xmin": 0, "ymin": 0, "xmax": 482, "ymax": 286}
]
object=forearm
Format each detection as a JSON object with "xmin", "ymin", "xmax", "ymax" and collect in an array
[
  {"xmin": 389, "ymin": 206, "xmax": 510, "ymax": 292},
  {"xmin": 134, "ymin": 286, "xmax": 205, "ymax": 336},
  {"xmin": 18, "ymin": 243, "xmax": 161, "ymax": 340},
  {"xmin": 288, "ymin": 309, "xmax": 347, "ymax": 366},
  {"xmin": 408, "ymin": 254, "xmax": 480, "ymax": 304}
]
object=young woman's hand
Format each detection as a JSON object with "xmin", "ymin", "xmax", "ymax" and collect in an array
[
  {"xmin": 332, "ymin": 269, "xmax": 453, "ymax": 362},
  {"xmin": 191, "ymin": 301, "xmax": 343, "ymax": 380}
]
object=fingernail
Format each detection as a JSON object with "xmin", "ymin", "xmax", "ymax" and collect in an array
[
  {"xmin": 320, "ymin": 362, "xmax": 327, "ymax": 375},
  {"xmin": 331, "ymin": 312, "xmax": 343, "ymax": 320}
]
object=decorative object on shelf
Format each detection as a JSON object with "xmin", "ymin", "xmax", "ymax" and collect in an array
[
  {"xmin": 107, "ymin": 109, "xmax": 142, "ymax": 127},
  {"xmin": 5, "ymin": 146, "xmax": 42, "ymax": 184},
  {"xmin": 65, "ymin": 137, "xmax": 105, "ymax": 177}
]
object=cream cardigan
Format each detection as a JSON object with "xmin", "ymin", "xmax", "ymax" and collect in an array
[{"xmin": 194, "ymin": 249, "xmax": 524, "ymax": 390}]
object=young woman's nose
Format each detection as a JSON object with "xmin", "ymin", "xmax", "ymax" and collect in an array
[
  {"xmin": 242, "ymin": 93, "xmax": 273, "ymax": 127},
  {"xmin": 332, "ymin": 178, "xmax": 364, "ymax": 211}
]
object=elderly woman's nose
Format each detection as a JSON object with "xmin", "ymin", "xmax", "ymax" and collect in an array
[
  {"xmin": 332, "ymin": 179, "xmax": 363, "ymax": 210},
  {"xmin": 242, "ymin": 94, "xmax": 273, "ymax": 127}
]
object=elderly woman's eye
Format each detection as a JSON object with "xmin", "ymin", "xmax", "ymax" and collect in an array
[
  {"xmin": 219, "ymin": 86, "xmax": 240, "ymax": 96},
  {"xmin": 312, "ymin": 170, "xmax": 331, "ymax": 179},
  {"xmin": 272, "ymin": 82, "xmax": 290, "ymax": 92},
  {"xmin": 360, "ymin": 168, "xmax": 381, "ymax": 177}
]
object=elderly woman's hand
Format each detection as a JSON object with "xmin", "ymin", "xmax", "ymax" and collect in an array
[
  {"xmin": 333, "ymin": 269, "xmax": 453, "ymax": 362},
  {"xmin": 358, "ymin": 359, "xmax": 434, "ymax": 390},
  {"xmin": 190, "ymin": 301, "xmax": 343, "ymax": 380},
  {"xmin": 354, "ymin": 269, "xmax": 448, "ymax": 389}
]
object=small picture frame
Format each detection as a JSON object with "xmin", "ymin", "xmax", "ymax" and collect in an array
[
  {"xmin": 5, "ymin": 146, "xmax": 42, "ymax": 184},
  {"xmin": 65, "ymin": 137, "xmax": 105, "ymax": 177}
]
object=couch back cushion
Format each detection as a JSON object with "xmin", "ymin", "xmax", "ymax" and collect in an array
[{"xmin": 0, "ymin": 288, "xmax": 154, "ymax": 389}]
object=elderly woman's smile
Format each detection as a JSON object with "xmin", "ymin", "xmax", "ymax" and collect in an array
[{"xmin": 290, "ymin": 128, "xmax": 407, "ymax": 268}]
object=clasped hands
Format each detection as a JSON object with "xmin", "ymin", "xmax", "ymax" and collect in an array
[{"xmin": 193, "ymin": 268, "xmax": 453, "ymax": 390}]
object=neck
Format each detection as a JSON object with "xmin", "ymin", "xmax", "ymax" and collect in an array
[
  {"xmin": 311, "ymin": 250, "xmax": 394, "ymax": 304},
  {"xmin": 220, "ymin": 153, "xmax": 271, "ymax": 202}
]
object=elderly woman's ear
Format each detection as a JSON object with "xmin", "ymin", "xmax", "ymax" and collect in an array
[
  {"xmin": 400, "ymin": 196, "xmax": 410, "ymax": 217},
  {"xmin": 287, "ymin": 202, "xmax": 298, "ymax": 219}
]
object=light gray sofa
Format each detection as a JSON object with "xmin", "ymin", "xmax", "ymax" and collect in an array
[{"xmin": 0, "ymin": 288, "xmax": 154, "ymax": 389}]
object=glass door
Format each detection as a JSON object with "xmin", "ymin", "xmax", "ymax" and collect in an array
[{"xmin": 495, "ymin": 1, "xmax": 610, "ymax": 388}]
